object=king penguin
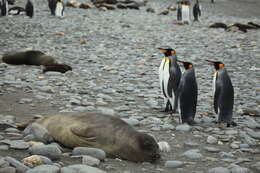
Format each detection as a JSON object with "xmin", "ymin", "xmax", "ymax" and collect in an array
[
  {"xmin": 25, "ymin": 0, "xmax": 34, "ymax": 18},
  {"xmin": 49, "ymin": 0, "xmax": 64, "ymax": 17},
  {"xmin": 158, "ymin": 48, "xmax": 182, "ymax": 113},
  {"xmin": 177, "ymin": 61, "xmax": 198, "ymax": 125},
  {"xmin": 1, "ymin": 0, "xmax": 8, "ymax": 16},
  {"xmin": 193, "ymin": 0, "xmax": 201, "ymax": 22},
  {"xmin": 206, "ymin": 60, "xmax": 235, "ymax": 127}
]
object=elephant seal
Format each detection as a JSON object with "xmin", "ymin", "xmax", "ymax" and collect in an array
[
  {"xmin": 19, "ymin": 112, "xmax": 160, "ymax": 163},
  {"xmin": 2, "ymin": 50, "xmax": 57, "ymax": 66}
]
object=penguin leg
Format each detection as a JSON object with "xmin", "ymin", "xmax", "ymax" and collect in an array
[{"xmin": 160, "ymin": 98, "xmax": 171, "ymax": 113}]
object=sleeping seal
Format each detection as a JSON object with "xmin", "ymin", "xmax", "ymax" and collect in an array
[
  {"xmin": 2, "ymin": 50, "xmax": 57, "ymax": 66},
  {"xmin": 19, "ymin": 112, "xmax": 160, "ymax": 163}
]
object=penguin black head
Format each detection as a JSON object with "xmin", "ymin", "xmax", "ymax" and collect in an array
[
  {"xmin": 158, "ymin": 48, "xmax": 175, "ymax": 57},
  {"xmin": 206, "ymin": 60, "xmax": 225, "ymax": 70},
  {"xmin": 178, "ymin": 60, "xmax": 193, "ymax": 70}
]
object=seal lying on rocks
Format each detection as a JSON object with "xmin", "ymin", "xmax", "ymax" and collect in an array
[
  {"xmin": 1, "ymin": 50, "xmax": 72, "ymax": 73},
  {"xmin": 2, "ymin": 50, "xmax": 57, "ymax": 65},
  {"xmin": 18, "ymin": 112, "xmax": 160, "ymax": 163}
]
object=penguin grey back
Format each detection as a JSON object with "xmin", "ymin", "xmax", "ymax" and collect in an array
[
  {"xmin": 178, "ymin": 62, "xmax": 198, "ymax": 124},
  {"xmin": 214, "ymin": 68, "xmax": 234, "ymax": 123}
]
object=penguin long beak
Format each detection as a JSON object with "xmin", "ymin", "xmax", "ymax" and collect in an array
[
  {"xmin": 205, "ymin": 60, "xmax": 215, "ymax": 65},
  {"xmin": 177, "ymin": 60, "xmax": 185, "ymax": 64}
]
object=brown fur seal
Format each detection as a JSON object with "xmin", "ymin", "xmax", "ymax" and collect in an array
[
  {"xmin": 18, "ymin": 112, "xmax": 160, "ymax": 163},
  {"xmin": 43, "ymin": 64, "xmax": 72, "ymax": 73},
  {"xmin": 2, "ymin": 50, "xmax": 57, "ymax": 66}
]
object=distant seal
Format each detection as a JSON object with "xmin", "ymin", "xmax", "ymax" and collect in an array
[
  {"xmin": 43, "ymin": 64, "xmax": 72, "ymax": 73},
  {"xmin": 18, "ymin": 112, "xmax": 160, "ymax": 163},
  {"xmin": 2, "ymin": 50, "xmax": 57, "ymax": 66}
]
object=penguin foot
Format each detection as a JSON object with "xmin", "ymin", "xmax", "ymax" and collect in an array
[
  {"xmin": 183, "ymin": 120, "xmax": 196, "ymax": 126},
  {"xmin": 227, "ymin": 121, "xmax": 237, "ymax": 127}
]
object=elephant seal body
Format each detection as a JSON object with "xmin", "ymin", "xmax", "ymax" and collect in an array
[
  {"xmin": 2, "ymin": 50, "xmax": 57, "ymax": 66},
  {"xmin": 35, "ymin": 112, "xmax": 160, "ymax": 163}
]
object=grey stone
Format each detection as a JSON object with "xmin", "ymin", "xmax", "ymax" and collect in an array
[
  {"xmin": 82, "ymin": 155, "xmax": 100, "ymax": 166},
  {"xmin": 24, "ymin": 123, "xmax": 53, "ymax": 143},
  {"xmin": 204, "ymin": 147, "xmax": 221, "ymax": 153},
  {"xmin": 26, "ymin": 165, "xmax": 60, "ymax": 173},
  {"xmin": 72, "ymin": 147, "xmax": 106, "ymax": 160},
  {"xmin": 252, "ymin": 161, "xmax": 260, "ymax": 171},
  {"xmin": 207, "ymin": 136, "xmax": 218, "ymax": 144},
  {"xmin": 182, "ymin": 149, "xmax": 203, "ymax": 160},
  {"xmin": 164, "ymin": 160, "xmax": 184, "ymax": 168},
  {"xmin": 247, "ymin": 131, "xmax": 260, "ymax": 139},
  {"xmin": 0, "ymin": 158, "xmax": 10, "ymax": 167},
  {"xmin": 228, "ymin": 164, "xmax": 250, "ymax": 173},
  {"xmin": 29, "ymin": 144, "xmax": 62, "ymax": 160},
  {"xmin": 208, "ymin": 167, "xmax": 230, "ymax": 173},
  {"xmin": 18, "ymin": 98, "xmax": 33, "ymax": 104},
  {"xmin": 176, "ymin": 124, "xmax": 191, "ymax": 132},
  {"xmin": 97, "ymin": 107, "xmax": 115, "ymax": 116},
  {"xmin": 0, "ymin": 145, "xmax": 9, "ymax": 150},
  {"xmin": 60, "ymin": 164, "xmax": 106, "ymax": 173},
  {"xmin": 4, "ymin": 156, "xmax": 30, "ymax": 172},
  {"xmin": 0, "ymin": 167, "xmax": 16, "ymax": 173},
  {"xmin": 122, "ymin": 118, "xmax": 139, "ymax": 126}
]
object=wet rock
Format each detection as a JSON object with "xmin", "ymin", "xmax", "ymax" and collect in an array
[
  {"xmin": 164, "ymin": 160, "xmax": 184, "ymax": 168},
  {"xmin": 247, "ymin": 131, "xmax": 260, "ymax": 139},
  {"xmin": 0, "ymin": 158, "xmax": 10, "ymax": 167},
  {"xmin": 18, "ymin": 98, "xmax": 33, "ymax": 104},
  {"xmin": 97, "ymin": 107, "xmax": 115, "ymax": 116},
  {"xmin": 0, "ymin": 122, "xmax": 16, "ymax": 131},
  {"xmin": 182, "ymin": 149, "xmax": 203, "ymax": 160},
  {"xmin": 72, "ymin": 147, "xmax": 106, "ymax": 160},
  {"xmin": 23, "ymin": 123, "xmax": 53, "ymax": 143},
  {"xmin": 208, "ymin": 167, "xmax": 230, "ymax": 173},
  {"xmin": 207, "ymin": 136, "xmax": 218, "ymax": 144},
  {"xmin": 204, "ymin": 146, "xmax": 221, "ymax": 153},
  {"xmin": 122, "ymin": 118, "xmax": 139, "ymax": 126},
  {"xmin": 26, "ymin": 165, "xmax": 60, "ymax": 173},
  {"xmin": 4, "ymin": 156, "xmax": 30, "ymax": 172},
  {"xmin": 252, "ymin": 161, "xmax": 260, "ymax": 171},
  {"xmin": 29, "ymin": 145, "xmax": 62, "ymax": 160},
  {"xmin": 0, "ymin": 145, "xmax": 9, "ymax": 150},
  {"xmin": 60, "ymin": 164, "xmax": 106, "ymax": 173},
  {"xmin": 228, "ymin": 164, "xmax": 250, "ymax": 173},
  {"xmin": 82, "ymin": 155, "xmax": 100, "ymax": 166},
  {"xmin": 176, "ymin": 124, "xmax": 191, "ymax": 132}
]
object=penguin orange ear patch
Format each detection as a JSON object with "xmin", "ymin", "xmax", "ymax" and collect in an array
[
  {"xmin": 219, "ymin": 63, "xmax": 224, "ymax": 68},
  {"xmin": 160, "ymin": 49, "xmax": 167, "ymax": 54},
  {"xmin": 170, "ymin": 50, "xmax": 175, "ymax": 55},
  {"xmin": 188, "ymin": 64, "xmax": 193, "ymax": 69}
]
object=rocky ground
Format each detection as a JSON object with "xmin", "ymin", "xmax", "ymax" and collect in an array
[{"xmin": 0, "ymin": 0, "xmax": 260, "ymax": 172}]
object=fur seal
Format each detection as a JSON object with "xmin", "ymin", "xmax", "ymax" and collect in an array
[
  {"xmin": 18, "ymin": 112, "xmax": 160, "ymax": 163},
  {"xmin": 43, "ymin": 64, "xmax": 72, "ymax": 73},
  {"xmin": 2, "ymin": 50, "xmax": 57, "ymax": 66}
]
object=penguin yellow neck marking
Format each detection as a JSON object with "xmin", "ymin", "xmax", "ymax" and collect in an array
[{"xmin": 219, "ymin": 63, "xmax": 224, "ymax": 68}]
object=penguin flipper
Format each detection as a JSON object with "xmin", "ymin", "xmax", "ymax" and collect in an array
[{"xmin": 214, "ymin": 83, "xmax": 220, "ymax": 114}]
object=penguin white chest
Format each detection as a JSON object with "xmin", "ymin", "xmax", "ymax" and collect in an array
[
  {"xmin": 158, "ymin": 57, "xmax": 170, "ymax": 98},
  {"xmin": 213, "ymin": 71, "xmax": 217, "ymax": 95},
  {"xmin": 55, "ymin": 2, "xmax": 63, "ymax": 17}
]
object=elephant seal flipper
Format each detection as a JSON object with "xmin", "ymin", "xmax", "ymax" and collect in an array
[{"xmin": 70, "ymin": 126, "xmax": 97, "ymax": 142}]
